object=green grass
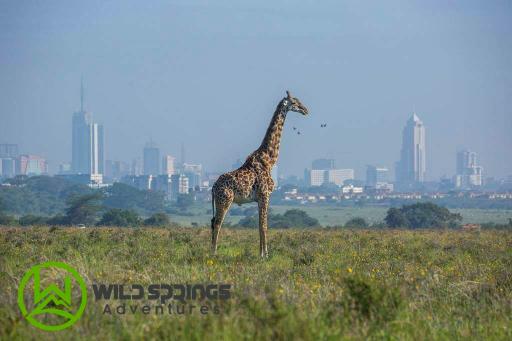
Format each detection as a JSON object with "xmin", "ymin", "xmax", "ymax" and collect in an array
[
  {"xmin": 1, "ymin": 227, "xmax": 511, "ymax": 340},
  {"xmin": 172, "ymin": 203, "xmax": 512, "ymax": 226}
]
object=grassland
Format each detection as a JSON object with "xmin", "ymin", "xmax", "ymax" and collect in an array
[
  {"xmin": 172, "ymin": 203, "xmax": 512, "ymax": 226},
  {"xmin": 1, "ymin": 227, "xmax": 511, "ymax": 340}
]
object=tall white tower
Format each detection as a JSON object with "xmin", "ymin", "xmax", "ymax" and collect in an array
[{"xmin": 396, "ymin": 113, "xmax": 426, "ymax": 186}]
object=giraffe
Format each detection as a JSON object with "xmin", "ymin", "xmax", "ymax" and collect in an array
[{"xmin": 211, "ymin": 91, "xmax": 309, "ymax": 257}]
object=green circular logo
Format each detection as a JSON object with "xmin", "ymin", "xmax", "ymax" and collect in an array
[{"xmin": 18, "ymin": 261, "xmax": 87, "ymax": 331}]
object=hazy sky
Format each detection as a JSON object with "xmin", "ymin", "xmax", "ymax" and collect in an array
[{"xmin": 1, "ymin": 0, "xmax": 511, "ymax": 179}]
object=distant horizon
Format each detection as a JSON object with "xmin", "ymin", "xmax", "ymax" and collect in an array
[
  {"xmin": 1, "ymin": 105, "xmax": 505, "ymax": 182},
  {"xmin": 1, "ymin": 1, "xmax": 511, "ymax": 179}
]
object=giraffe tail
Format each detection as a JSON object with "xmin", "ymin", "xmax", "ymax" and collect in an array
[{"xmin": 210, "ymin": 190, "xmax": 215, "ymax": 231}]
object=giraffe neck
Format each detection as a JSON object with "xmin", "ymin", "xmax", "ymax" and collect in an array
[{"xmin": 258, "ymin": 102, "xmax": 288, "ymax": 168}]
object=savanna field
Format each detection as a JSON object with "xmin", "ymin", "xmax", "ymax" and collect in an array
[{"xmin": 1, "ymin": 227, "xmax": 511, "ymax": 340}]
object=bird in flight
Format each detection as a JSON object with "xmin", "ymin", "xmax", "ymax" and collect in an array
[
  {"xmin": 292, "ymin": 126, "xmax": 297, "ymax": 130},
  {"xmin": 320, "ymin": 123, "xmax": 327, "ymax": 128}
]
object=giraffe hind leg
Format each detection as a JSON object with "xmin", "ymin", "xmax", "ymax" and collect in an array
[{"xmin": 258, "ymin": 196, "xmax": 270, "ymax": 258}]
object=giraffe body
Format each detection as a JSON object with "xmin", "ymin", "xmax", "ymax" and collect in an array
[{"xmin": 211, "ymin": 91, "xmax": 309, "ymax": 257}]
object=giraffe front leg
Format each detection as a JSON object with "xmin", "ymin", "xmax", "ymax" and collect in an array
[
  {"xmin": 211, "ymin": 201, "xmax": 231, "ymax": 255},
  {"xmin": 258, "ymin": 196, "xmax": 270, "ymax": 258}
]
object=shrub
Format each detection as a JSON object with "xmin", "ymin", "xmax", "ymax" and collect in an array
[
  {"xmin": 144, "ymin": 213, "xmax": 171, "ymax": 227},
  {"xmin": 385, "ymin": 202, "xmax": 462, "ymax": 229},
  {"xmin": 0, "ymin": 197, "xmax": 17, "ymax": 226},
  {"xmin": 0, "ymin": 213, "xmax": 17, "ymax": 226},
  {"xmin": 237, "ymin": 209, "xmax": 319, "ymax": 228},
  {"xmin": 97, "ymin": 209, "xmax": 141, "ymax": 227},
  {"xmin": 343, "ymin": 276, "xmax": 402, "ymax": 323},
  {"xmin": 481, "ymin": 219, "xmax": 512, "ymax": 230},
  {"xmin": 345, "ymin": 217, "xmax": 368, "ymax": 228},
  {"xmin": 385, "ymin": 207, "xmax": 408, "ymax": 227},
  {"xmin": 176, "ymin": 194, "xmax": 195, "ymax": 210},
  {"xmin": 277, "ymin": 209, "xmax": 319, "ymax": 228},
  {"xmin": 19, "ymin": 215, "xmax": 49, "ymax": 226},
  {"xmin": 47, "ymin": 214, "xmax": 67, "ymax": 226}
]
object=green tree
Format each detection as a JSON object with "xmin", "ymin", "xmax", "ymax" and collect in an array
[
  {"xmin": 385, "ymin": 208, "xmax": 409, "ymax": 228},
  {"xmin": 102, "ymin": 183, "xmax": 165, "ymax": 213},
  {"xmin": 345, "ymin": 217, "xmax": 368, "ymax": 228},
  {"xmin": 47, "ymin": 214, "xmax": 67, "ymax": 226},
  {"xmin": 144, "ymin": 213, "xmax": 171, "ymax": 227},
  {"xmin": 176, "ymin": 193, "xmax": 195, "ymax": 210},
  {"xmin": 97, "ymin": 209, "xmax": 141, "ymax": 227},
  {"xmin": 237, "ymin": 215, "xmax": 259, "ymax": 228},
  {"xmin": 65, "ymin": 192, "xmax": 103, "ymax": 226},
  {"xmin": 19, "ymin": 215, "xmax": 49, "ymax": 226},
  {"xmin": 0, "ymin": 197, "xmax": 16, "ymax": 226},
  {"xmin": 276, "ymin": 209, "xmax": 320, "ymax": 228},
  {"xmin": 385, "ymin": 203, "xmax": 462, "ymax": 229},
  {"xmin": 0, "ymin": 176, "xmax": 91, "ymax": 216},
  {"xmin": 237, "ymin": 209, "xmax": 319, "ymax": 228},
  {"xmin": 0, "ymin": 214, "xmax": 16, "ymax": 226}
]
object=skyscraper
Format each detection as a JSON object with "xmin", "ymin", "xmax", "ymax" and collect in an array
[
  {"xmin": 395, "ymin": 113, "xmax": 426, "ymax": 187},
  {"xmin": 455, "ymin": 149, "xmax": 483, "ymax": 188},
  {"xmin": 143, "ymin": 141, "xmax": 160, "ymax": 175},
  {"xmin": 162, "ymin": 155, "xmax": 176, "ymax": 175},
  {"xmin": 327, "ymin": 169, "xmax": 354, "ymax": 186},
  {"xmin": 366, "ymin": 165, "xmax": 389, "ymax": 187},
  {"xmin": 170, "ymin": 173, "xmax": 189, "ymax": 200},
  {"xmin": 71, "ymin": 111, "xmax": 91, "ymax": 174},
  {"xmin": 90, "ymin": 123, "xmax": 102, "ymax": 175},
  {"xmin": 183, "ymin": 163, "xmax": 202, "ymax": 189},
  {"xmin": 306, "ymin": 158, "xmax": 353, "ymax": 187},
  {"xmin": 17, "ymin": 155, "xmax": 48, "ymax": 175},
  {"xmin": 71, "ymin": 79, "xmax": 104, "ymax": 176},
  {"xmin": 305, "ymin": 168, "xmax": 354, "ymax": 187},
  {"xmin": 0, "ymin": 144, "xmax": 19, "ymax": 178},
  {"xmin": 131, "ymin": 158, "xmax": 143, "ymax": 176},
  {"xmin": 97, "ymin": 124, "xmax": 104, "ymax": 175}
]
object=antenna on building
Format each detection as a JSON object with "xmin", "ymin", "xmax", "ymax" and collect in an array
[{"xmin": 80, "ymin": 75, "xmax": 84, "ymax": 112}]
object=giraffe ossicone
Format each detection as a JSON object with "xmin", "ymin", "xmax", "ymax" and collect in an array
[{"xmin": 211, "ymin": 91, "xmax": 309, "ymax": 257}]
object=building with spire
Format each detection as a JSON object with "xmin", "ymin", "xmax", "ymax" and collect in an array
[
  {"xmin": 395, "ymin": 113, "xmax": 426, "ymax": 190},
  {"xmin": 71, "ymin": 78, "xmax": 104, "ymax": 180}
]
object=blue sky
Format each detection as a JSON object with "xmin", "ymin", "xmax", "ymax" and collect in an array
[{"xmin": 1, "ymin": 0, "xmax": 511, "ymax": 179}]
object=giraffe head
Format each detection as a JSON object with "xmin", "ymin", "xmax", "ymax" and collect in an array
[{"xmin": 282, "ymin": 91, "xmax": 309, "ymax": 115}]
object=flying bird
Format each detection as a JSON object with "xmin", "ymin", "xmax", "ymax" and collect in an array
[
  {"xmin": 320, "ymin": 123, "xmax": 327, "ymax": 128},
  {"xmin": 292, "ymin": 126, "xmax": 297, "ymax": 130}
]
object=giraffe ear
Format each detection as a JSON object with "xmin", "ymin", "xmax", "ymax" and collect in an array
[{"xmin": 286, "ymin": 90, "xmax": 292, "ymax": 99}]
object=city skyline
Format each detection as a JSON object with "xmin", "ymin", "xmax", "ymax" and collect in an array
[
  {"xmin": 0, "ymin": 107, "xmax": 504, "ymax": 188},
  {"xmin": 1, "ymin": 1, "xmax": 511, "ymax": 179}
]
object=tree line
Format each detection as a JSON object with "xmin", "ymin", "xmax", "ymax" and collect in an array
[
  {"xmin": 0, "ymin": 176, "xmax": 167, "ymax": 216},
  {"xmin": 0, "ymin": 192, "xmax": 174, "ymax": 227}
]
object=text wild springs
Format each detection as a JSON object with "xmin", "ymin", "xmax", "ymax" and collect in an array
[{"xmin": 92, "ymin": 283, "xmax": 232, "ymax": 316}]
